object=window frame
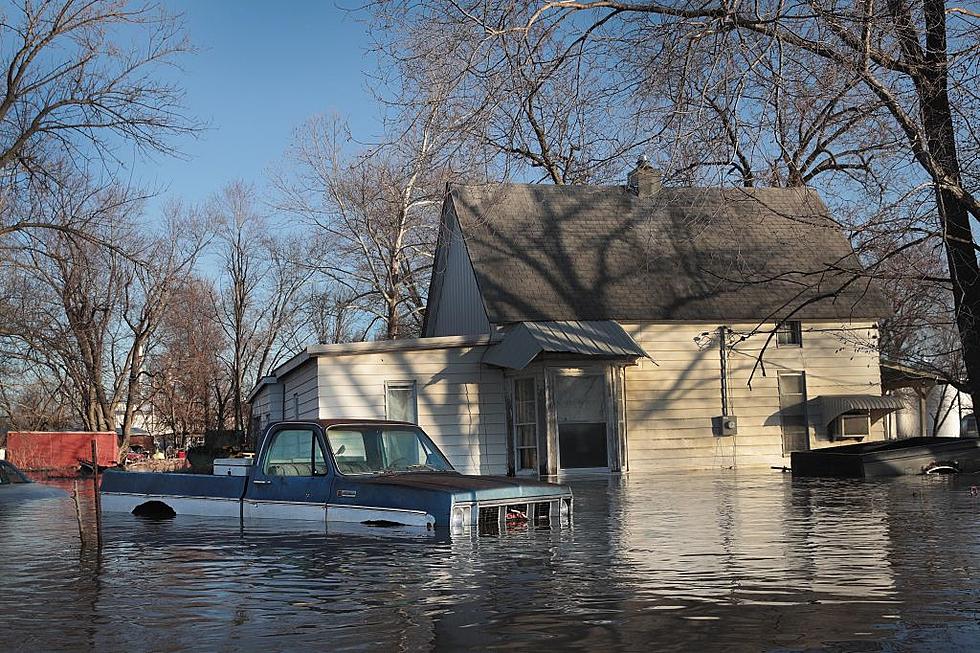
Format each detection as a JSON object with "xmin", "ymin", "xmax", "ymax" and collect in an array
[
  {"xmin": 324, "ymin": 423, "xmax": 454, "ymax": 477},
  {"xmin": 385, "ymin": 380, "xmax": 419, "ymax": 424},
  {"xmin": 260, "ymin": 426, "xmax": 329, "ymax": 477},
  {"xmin": 512, "ymin": 377, "xmax": 539, "ymax": 475},
  {"xmin": 832, "ymin": 411, "xmax": 871, "ymax": 440},
  {"xmin": 775, "ymin": 320, "xmax": 803, "ymax": 347},
  {"xmin": 551, "ymin": 367, "xmax": 612, "ymax": 473}
]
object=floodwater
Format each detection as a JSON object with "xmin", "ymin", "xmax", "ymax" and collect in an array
[{"xmin": 1, "ymin": 472, "xmax": 979, "ymax": 652}]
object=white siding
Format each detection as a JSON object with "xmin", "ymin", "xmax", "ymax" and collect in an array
[
  {"xmin": 621, "ymin": 321, "xmax": 883, "ymax": 472},
  {"xmin": 425, "ymin": 209, "xmax": 490, "ymax": 337},
  {"xmin": 252, "ymin": 320, "xmax": 887, "ymax": 477},
  {"xmin": 250, "ymin": 380, "xmax": 284, "ymax": 428},
  {"xmin": 283, "ymin": 360, "xmax": 319, "ymax": 420},
  {"xmin": 889, "ymin": 384, "xmax": 973, "ymax": 438},
  {"xmin": 314, "ymin": 345, "xmax": 508, "ymax": 475}
]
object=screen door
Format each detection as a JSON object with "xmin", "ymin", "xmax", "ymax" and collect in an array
[{"xmin": 554, "ymin": 373, "xmax": 608, "ymax": 469}]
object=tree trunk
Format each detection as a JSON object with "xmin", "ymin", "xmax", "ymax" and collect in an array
[
  {"xmin": 916, "ymin": 0, "xmax": 980, "ymax": 411},
  {"xmin": 386, "ymin": 296, "xmax": 400, "ymax": 340}
]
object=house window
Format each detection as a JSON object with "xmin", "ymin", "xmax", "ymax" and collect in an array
[
  {"xmin": 513, "ymin": 378, "xmax": 538, "ymax": 474},
  {"xmin": 778, "ymin": 371, "xmax": 809, "ymax": 454},
  {"xmin": 776, "ymin": 321, "xmax": 803, "ymax": 347},
  {"xmin": 832, "ymin": 412, "xmax": 871, "ymax": 440},
  {"xmin": 386, "ymin": 381, "xmax": 418, "ymax": 423}
]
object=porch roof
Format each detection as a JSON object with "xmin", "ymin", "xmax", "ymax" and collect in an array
[
  {"xmin": 818, "ymin": 394, "xmax": 906, "ymax": 424},
  {"xmin": 483, "ymin": 320, "xmax": 649, "ymax": 370}
]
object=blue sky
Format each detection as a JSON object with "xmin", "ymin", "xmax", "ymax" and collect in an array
[{"xmin": 130, "ymin": 1, "xmax": 379, "ymax": 207}]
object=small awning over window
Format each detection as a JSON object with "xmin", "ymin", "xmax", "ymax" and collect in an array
[
  {"xmin": 483, "ymin": 320, "xmax": 650, "ymax": 370},
  {"xmin": 818, "ymin": 395, "xmax": 906, "ymax": 424}
]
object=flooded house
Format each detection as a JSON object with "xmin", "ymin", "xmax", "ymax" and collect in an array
[{"xmin": 248, "ymin": 162, "xmax": 899, "ymax": 477}]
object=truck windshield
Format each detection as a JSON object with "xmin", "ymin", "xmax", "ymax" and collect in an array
[{"xmin": 325, "ymin": 425, "xmax": 455, "ymax": 475}]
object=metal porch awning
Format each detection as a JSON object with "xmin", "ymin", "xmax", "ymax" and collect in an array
[
  {"xmin": 483, "ymin": 320, "xmax": 650, "ymax": 370},
  {"xmin": 818, "ymin": 394, "xmax": 907, "ymax": 424}
]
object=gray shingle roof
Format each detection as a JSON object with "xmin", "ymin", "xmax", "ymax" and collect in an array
[{"xmin": 448, "ymin": 183, "xmax": 892, "ymax": 323}]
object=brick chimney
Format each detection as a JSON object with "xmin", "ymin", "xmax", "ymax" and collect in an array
[{"xmin": 627, "ymin": 155, "xmax": 661, "ymax": 197}]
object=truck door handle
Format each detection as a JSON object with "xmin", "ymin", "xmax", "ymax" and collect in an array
[{"xmin": 253, "ymin": 480, "xmax": 271, "ymax": 485}]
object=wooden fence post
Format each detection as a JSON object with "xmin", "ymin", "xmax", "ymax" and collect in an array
[{"xmin": 91, "ymin": 439, "xmax": 102, "ymax": 546}]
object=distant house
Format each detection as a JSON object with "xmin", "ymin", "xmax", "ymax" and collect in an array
[
  {"xmin": 249, "ymin": 162, "xmax": 900, "ymax": 476},
  {"xmin": 880, "ymin": 361, "xmax": 974, "ymax": 438}
]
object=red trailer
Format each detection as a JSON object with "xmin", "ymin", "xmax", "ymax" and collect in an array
[{"xmin": 6, "ymin": 431, "xmax": 117, "ymax": 475}]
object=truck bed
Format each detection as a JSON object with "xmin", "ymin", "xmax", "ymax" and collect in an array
[{"xmin": 100, "ymin": 470, "xmax": 247, "ymax": 517}]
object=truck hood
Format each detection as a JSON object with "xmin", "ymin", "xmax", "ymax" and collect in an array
[{"xmin": 357, "ymin": 472, "xmax": 571, "ymax": 503}]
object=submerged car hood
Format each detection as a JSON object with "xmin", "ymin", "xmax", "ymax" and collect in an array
[
  {"xmin": 357, "ymin": 472, "xmax": 570, "ymax": 502},
  {"xmin": 0, "ymin": 483, "xmax": 67, "ymax": 501}
]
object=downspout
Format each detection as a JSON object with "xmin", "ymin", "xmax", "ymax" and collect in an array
[
  {"xmin": 719, "ymin": 326, "xmax": 730, "ymax": 417},
  {"xmin": 719, "ymin": 326, "xmax": 736, "ymax": 469}
]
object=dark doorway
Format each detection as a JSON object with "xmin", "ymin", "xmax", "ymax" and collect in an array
[{"xmin": 554, "ymin": 374, "xmax": 609, "ymax": 469}]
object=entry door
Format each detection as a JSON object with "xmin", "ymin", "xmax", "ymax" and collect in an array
[
  {"xmin": 777, "ymin": 371, "xmax": 810, "ymax": 454},
  {"xmin": 554, "ymin": 373, "xmax": 609, "ymax": 470},
  {"xmin": 244, "ymin": 425, "xmax": 331, "ymax": 521}
]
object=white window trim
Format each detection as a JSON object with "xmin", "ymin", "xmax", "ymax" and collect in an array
[
  {"xmin": 512, "ymin": 377, "xmax": 539, "ymax": 476},
  {"xmin": 385, "ymin": 380, "xmax": 418, "ymax": 424},
  {"xmin": 833, "ymin": 412, "xmax": 871, "ymax": 440},
  {"xmin": 550, "ymin": 367, "xmax": 611, "ymax": 473},
  {"xmin": 775, "ymin": 320, "xmax": 803, "ymax": 348}
]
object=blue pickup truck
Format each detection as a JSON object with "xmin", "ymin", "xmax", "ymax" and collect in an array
[{"xmin": 101, "ymin": 420, "xmax": 572, "ymax": 535}]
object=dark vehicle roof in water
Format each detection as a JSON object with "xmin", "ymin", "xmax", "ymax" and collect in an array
[{"xmin": 0, "ymin": 461, "xmax": 66, "ymax": 500}]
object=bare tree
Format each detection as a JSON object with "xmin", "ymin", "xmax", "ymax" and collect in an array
[
  {"xmin": 272, "ymin": 112, "xmax": 454, "ymax": 339},
  {"xmin": 373, "ymin": 0, "xmax": 980, "ymax": 408},
  {"xmin": 0, "ymin": 0, "xmax": 194, "ymax": 186},
  {"xmin": 305, "ymin": 284, "xmax": 359, "ymax": 345},
  {"xmin": 0, "ymin": 355, "xmax": 77, "ymax": 432},
  {"xmin": 211, "ymin": 182, "xmax": 312, "ymax": 435},
  {"xmin": 0, "ymin": 183, "xmax": 208, "ymax": 454},
  {"xmin": 369, "ymin": 1, "xmax": 649, "ymax": 184},
  {"xmin": 114, "ymin": 203, "xmax": 211, "ymax": 452},
  {"xmin": 146, "ymin": 277, "xmax": 230, "ymax": 450}
]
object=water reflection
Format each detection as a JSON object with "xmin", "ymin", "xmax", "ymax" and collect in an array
[{"xmin": 2, "ymin": 472, "xmax": 978, "ymax": 651}]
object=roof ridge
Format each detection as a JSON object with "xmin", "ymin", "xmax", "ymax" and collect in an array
[{"xmin": 448, "ymin": 180, "xmax": 822, "ymax": 195}]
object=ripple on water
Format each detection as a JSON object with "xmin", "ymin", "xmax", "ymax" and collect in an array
[{"xmin": 1, "ymin": 472, "xmax": 979, "ymax": 652}]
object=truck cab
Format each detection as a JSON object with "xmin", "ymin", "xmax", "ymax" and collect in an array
[{"xmin": 101, "ymin": 420, "xmax": 573, "ymax": 536}]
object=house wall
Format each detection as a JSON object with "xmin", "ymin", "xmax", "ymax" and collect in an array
[
  {"xmin": 924, "ymin": 385, "xmax": 972, "ymax": 436},
  {"xmin": 283, "ymin": 360, "xmax": 319, "ymax": 421},
  {"xmin": 250, "ymin": 380, "xmax": 285, "ymax": 429},
  {"xmin": 425, "ymin": 209, "xmax": 491, "ymax": 337},
  {"xmin": 888, "ymin": 385, "xmax": 973, "ymax": 438},
  {"xmin": 621, "ymin": 321, "xmax": 883, "ymax": 472},
  {"xmin": 312, "ymin": 345, "xmax": 508, "ymax": 475}
]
